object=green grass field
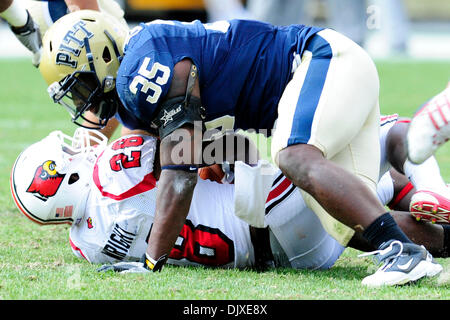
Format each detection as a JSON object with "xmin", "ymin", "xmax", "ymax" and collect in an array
[{"xmin": 0, "ymin": 58, "xmax": 449, "ymax": 301}]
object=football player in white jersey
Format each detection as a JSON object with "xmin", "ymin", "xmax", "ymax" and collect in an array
[
  {"xmin": 10, "ymin": 126, "xmax": 450, "ymax": 281},
  {"xmin": 10, "ymin": 128, "xmax": 347, "ymax": 271}
]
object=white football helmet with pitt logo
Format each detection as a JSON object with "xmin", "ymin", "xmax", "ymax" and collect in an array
[
  {"xmin": 39, "ymin": 9, "xmax": 128, "ymax": 129},
  {"xmin": 10, "ymin": 129, "xmax": 108, "ymax": 225}
]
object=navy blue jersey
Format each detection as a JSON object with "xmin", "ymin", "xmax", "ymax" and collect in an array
[
  {"xmin": 39, "ymin": 0, "xmax": 69, "ymax": 22},
  {"xmin": 116, "ymin": 19, "xmax": 322, "ymax": 132}
]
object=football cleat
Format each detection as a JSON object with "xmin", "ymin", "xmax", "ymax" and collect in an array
[
  {"xmin": 407, "ymin": 87, "xmax": 450, "ymax": 164},
  {"xmin": 359, "ymin": 240, "xmax": 442, "ymax": 287},
  {"xmin": 410, "ymin": 190, "xmax": 450, "ymax": 224}
]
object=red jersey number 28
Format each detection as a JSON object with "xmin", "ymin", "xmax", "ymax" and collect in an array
[{"xmin": 109, "ymin": 136, "xmax": 144, "ymax": 172}]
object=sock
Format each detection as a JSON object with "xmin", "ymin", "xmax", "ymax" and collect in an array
[
  {"xmin": 0, "ymin": 0, "xmax": 28, "ymax": 27},
  {"xmin": 363, "ymin": 212, "xmax": 412, "ymax": 249},
  {"xmin": 376, "ymin": 171, "xmax": 394, "ymax": 206},
  {"xmin": 403, "ymin": 158, "xmax": 450, "ymax": 196},
  {"xmin": 388, "ymin": 182, "xmax": 414, "ymax": 210},
  {"xmin": 442, "ymin": 225, "xmax": 450, "ymax": 258}
]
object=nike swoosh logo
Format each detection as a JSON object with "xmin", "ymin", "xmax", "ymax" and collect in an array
[{"xmin": 397, "ymin": 258, "xmax": 414, "ymax": 271}]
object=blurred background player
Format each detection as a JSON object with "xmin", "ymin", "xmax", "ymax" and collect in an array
[
  {"xmin": 245, "ymin": 0, "xmax": 409, "ymax": 55},
  {"xmin": 0, "ymin": 0, "xmax": 42, "ymax": 66},
  {"xmin": 0, "ymin": 0, "xmax": 128, "ymax": 139},
  {"xmin": 23, "ymin": 0, "xmax": 127, "ymax": 37},
  {"xmin": 0, "ymin": 0, "xmax": 127, "ymax": 67},
  {"xmin": 203, "ymin": 0, "xmax": 253, "ymax": 22}
]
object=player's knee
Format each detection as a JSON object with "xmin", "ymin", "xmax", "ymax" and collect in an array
[
  {"xmin": 276, "ymin": 144, "xmax": 322, "ymax": 190},
  {"xmin": 386, "ymin": 121, "xmax": 410, "ymax": 173}
]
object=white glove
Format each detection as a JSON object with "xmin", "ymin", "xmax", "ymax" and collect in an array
[
  {"xmin": 97, "ymin": 261, "xmax": 150, "ymax": 274},
  {"xmin": 10, "ymin": 10, "xmax": 42, "ymax": 67},
  {"xmin": 234, "ymin": 160, "xmax": 278, "ymax": 227}
]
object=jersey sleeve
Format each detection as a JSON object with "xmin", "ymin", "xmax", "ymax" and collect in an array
[
  {"xmin": 93, "ymin": 134, "xmax": 158, "ymax": 200},
  {"xmin": 116, "ymin": 25, "xmax": 175, "ymax": 127}
]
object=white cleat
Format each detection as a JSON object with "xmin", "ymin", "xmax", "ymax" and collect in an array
[
  {"xmin": 407, "ymin": 87, "xmax": 450, "ymax": 164},
  {"xmin": 360, "ymin": 240, "xmax": 442, "ymax": 287}
]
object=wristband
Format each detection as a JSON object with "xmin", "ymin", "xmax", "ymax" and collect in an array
[{"xmin": 161, "ymin": 164, "xmax": 198, "ymax": 173}]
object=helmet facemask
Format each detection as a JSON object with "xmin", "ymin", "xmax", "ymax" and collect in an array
[{"xmin": 48, "ymin": 68, "xmax": 119, "ymax": 129}]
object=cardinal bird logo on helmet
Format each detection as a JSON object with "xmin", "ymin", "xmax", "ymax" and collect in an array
[{"xmin": 27, "ymin": 160, "xmax": 66, "ymax": 201}]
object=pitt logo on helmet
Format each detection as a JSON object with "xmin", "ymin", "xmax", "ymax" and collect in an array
[
  {"xmin": 56, "ymin": 20, "xmax": 94, "ymax": 68},
  {"xmin": 27, "ymin": 160, "xmax": 66, "ymax": 201}
]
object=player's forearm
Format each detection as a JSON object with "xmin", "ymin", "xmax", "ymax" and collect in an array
[{"xmin": 146, "ymin": 170, "xmax": 197, "ymax": 263}]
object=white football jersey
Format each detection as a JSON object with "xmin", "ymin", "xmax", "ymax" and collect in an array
[
  {"xmin": 69, "ymin": 127, "xmax": 400, "ymax": 270},
  {"xmin": 69, "ymin": 134, "xmax": 255, "ymax": 268},
  {"xmin": 379, "ymin": 114, "xmax": 399, "ymax": 179}
]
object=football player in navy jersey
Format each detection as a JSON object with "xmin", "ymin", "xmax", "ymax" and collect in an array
[{"xmin": 39, "ymin": 10, "xmax": 443, "ymax": 286}]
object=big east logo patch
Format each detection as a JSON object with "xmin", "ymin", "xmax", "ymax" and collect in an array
[{"xmin": 27, "ymin": 160, "xmax": 65, "ymax": 201}]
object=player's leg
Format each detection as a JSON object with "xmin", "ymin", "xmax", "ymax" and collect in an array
[
  {"xmin": 348, "ymin": 214, "xmax": 449, "ymax": 257},
  {"xmin": 265, "ymin": 172, "xmax": 345, "ymax": 270},
  {"xmin": 273, "ymin": 28, "xmax": 397, "ymax": 245},
  {"xmin": 407, "ymin": 86, "xmax": 450, "ymax": 164},
  {"xmin": 96, "ymin": 0, "xmax": 128, "ymax": 29},
  {"xmin": 385, "ymin": 169, "xmax": 450, "ymax": 257},
  {"xmin": 382, "ymin": 169, "xmax": 414, "ymax": 212},
  {"xmin": 272, "ymin": 29, "xmax": 442, "ymax": 286},
  {"xmin": 355, "ymin": 169, "xmax": 450, "ymax": 257},
  {"xmin": 349, "ymin": 170, "xmax": 449, "ymax": 287},
  {"xmin": 386, "ymin": 119, "xmax": 450, "ymax": 223},
  {"xmin": 65, "ymin": 0, "xmax": 99, "ymax": 11},
  {"xmin": 0, "ymin": 0, "xmax": 25, "ymax": 23},
  {"xmin": 0, "ymin": 0, "xmax": 41, "ymax": 65}
]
